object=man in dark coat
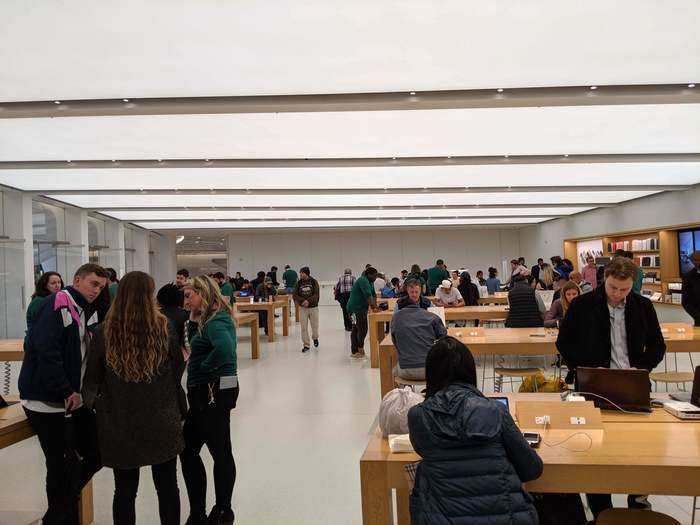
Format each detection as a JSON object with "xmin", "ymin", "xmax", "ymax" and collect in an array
[{"xmin": 681, "ymin": 250, "xmax": 700, "ymax": 326}]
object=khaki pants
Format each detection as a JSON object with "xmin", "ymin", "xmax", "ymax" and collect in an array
[{"xmin": 300, "ymin": 306, "xmax": 320, "ymax": 347}]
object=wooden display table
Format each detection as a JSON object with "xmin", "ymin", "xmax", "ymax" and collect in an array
[
  {"xmin": 1, "ymin": 399, "xmax": 94, "ymax": 524},
  {"xmin": 368, "ymin": 305, "xmax": 509, "ymax": 368},
  {"xmin": 359, "ymin": 392, "xmax": 700, "ymax": 525},
  {"xmin": 478, "ymin": 292, "xmax": 509, "ymax": 304},
  {"xmin": 233, "ymin": 312, "xmax": 260, "ymax": 359},
  {"xmin": 378, "ymin": 325, "xmax": 700, "ymax": 398},
  {"xmin": 235, "ymin": 299, "xmax": 290, "ymax": 342},
  {"xmin": 0, "ymin": 339, "xmax": 23, "ymax": 362}
]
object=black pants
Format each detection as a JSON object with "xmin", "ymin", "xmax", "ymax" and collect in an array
[
  {"xmin": 351, "ymin": 310, "xmax": 368, "ymax": 354},
  {"xmin": 24, "ymin": 407, "xmax": 101, "ymax": 525},
  {"xmin": 113, "ymin": 457, "xmax": 179, "ymax": 525},
  {"xmin": 258, "ymin": 310, "xmax": 268, "ymax": 334},
  {"xmin": 338, "ymin": 292, "xmax": 352, "ymax": 330},
  {"xmin": 181, "ymin": 388, "xmax": 238, "ymax": 519}
]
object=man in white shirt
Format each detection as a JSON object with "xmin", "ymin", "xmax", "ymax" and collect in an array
[{"xmin": 433, "ymin": 280, "xmax": 465, "ymax": 308}]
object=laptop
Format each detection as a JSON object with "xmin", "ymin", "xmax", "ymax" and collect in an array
[
  {"xmin": 576, "ymin": 367, "xmax": 651, "ymax": 413},
  {"xmin": 669, "ymin": 366, "xmax": 700, "ymax": 406}
]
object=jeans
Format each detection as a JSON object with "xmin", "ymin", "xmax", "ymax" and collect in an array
[
  {"xmin": 258, "ymin": 310, "xmax": 268, "ymax": 333},
  {"xmin": 181, "ymin": 393, "xmax": 237, "ymax": 519},
  {"xmin": 300, "ymin": 306, "xmax": 319, "ymax": 347},
  {"xmin": 23, "ymin": 407, "xmax": 101, "ymax": 525},
  {"xmin": 351, "ymin": 310, "xmax": 369, "ymax": 354},
  {"xmin": 113, "ymin": 457, "xmax": 179, "ymax": 525},
  {"xmin": 337, "ymin": 292, "xmax": 352, "ymax": 330}
]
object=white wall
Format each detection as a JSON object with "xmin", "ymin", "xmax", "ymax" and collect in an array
[
  {"xmin": 227, "ymin": 228, "xmax": 521, "ymax": 281},
  {"xmin": 519, "ymin": 185, "xmax": 700, "ymax": 263}
]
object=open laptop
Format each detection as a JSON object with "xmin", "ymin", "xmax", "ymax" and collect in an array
[
  {"xmin": 669, "ymin": 366, "xmax": 700, "ymax": 405},
  {"xmin": 576, "ymin": 367, "xmax": 651, "ymax": 413}
]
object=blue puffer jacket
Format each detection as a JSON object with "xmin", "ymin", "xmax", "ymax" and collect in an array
[{"xmin": 408, "ymin": 383, "xmax": 543, "ymax": 525}]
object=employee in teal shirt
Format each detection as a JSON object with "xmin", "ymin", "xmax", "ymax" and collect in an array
[
  {"xmin": 282, "ymin": 265, "xmax": 298, "ymax": 293},
  {"xmin": 346, "ymin": 267, "xmax": 379, "ymax": 358},
  {"xmin": 427, "ymin": 259, "xmax": 450, "ymax": 295}
]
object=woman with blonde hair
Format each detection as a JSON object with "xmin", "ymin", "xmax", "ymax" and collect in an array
[
  {"xmin": 83, "ymin": 271, "xmax": 186, "ymax": 524},
  {"xmin": 534, "ymin": 263, "xmax": 555, "ymax": 290},
  {"xmin": 180, "ymin": 275, "xmax": 239, "ymax": 525},
  {"xmin": 544, "ymin": 280, "xmax": 581, "ymax": 328}
]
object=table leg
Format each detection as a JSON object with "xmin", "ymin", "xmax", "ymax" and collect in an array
[
  {"xmin": 360, "ymin": 461, "xmax": 393, "ymax": 525},
  {"xmin": 380, "ymin": 343, "xmax": 396, "ymax": 399},
  {"xmin": 250, "ymin": 320, "xmax": 260, "ymax": 359},
  {"xmin": 267, "ymin": 306, "xmax": 276, "ymax": 342},
  {"xmin": 396, "ymin": 488, "xmax": 410, "ymax": 525},
  {"xmin": 282, "ymin": 305, "xmax": 289, "ymax": 336},
  {"xmin": 79, "ymin": 480, "xmax": 94, "ymax": 525},
  {"xmin": 369, "ymin": 318, "xmax": 381, "ymax": 369}
]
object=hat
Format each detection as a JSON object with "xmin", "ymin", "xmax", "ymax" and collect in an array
[
  {"xmin": 264, "ymin": 277, "xmax": 273, "ymax": 284},
  {"xmin": 441, "ymin": 279, "xmax": 452, "ymax": 289}
]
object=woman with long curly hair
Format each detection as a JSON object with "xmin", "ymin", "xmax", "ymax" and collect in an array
[
  {"xmin": 180, "ymin": 275, "xmax": 238, "ymax": 525},
  {"xmin": 83, "ymin": 271, "xmax": 186, "ymax": 525}
]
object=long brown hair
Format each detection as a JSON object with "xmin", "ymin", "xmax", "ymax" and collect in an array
[
  {"xmin": 560, "ymin": 281, "xmax": 581, "ymax": 315},
  {"xmin": 183, "ymin": 275, "xmax": 234, "ymax": 333},
  {"xmin": 104, "ymin": 271, "xmax": 170, "ymax": 383}
]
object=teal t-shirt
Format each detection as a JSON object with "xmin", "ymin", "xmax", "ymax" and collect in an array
[
  {"xmin": 220, "ymin": 281, "xmax": 233, "ymax": 298},
  {"xmin": 427, "ymin": 266, "xmax": 449, "ymax": 290},
  {"xmin": 346, "ymin": 275, "xmax": 375, "ymax": 314},
  {"xmin": 283, "ymin": 269, "xmax": 298, "ymax": 288},
  {"xmin": 108, "ymin": 282, "xmax": 119, "ymax": 301}
]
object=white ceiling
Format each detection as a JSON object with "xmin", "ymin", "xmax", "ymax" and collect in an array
[
  {"xmin": 1, "ymin": 1, "xmax": 698, "ymax": 101},
  {"xmin": 2, "ymin": 105, "xmax": 699, "ymax": 161},
  {"xmin": 1, "ymin": 163, "xmax": 698, "ymax": 191}
]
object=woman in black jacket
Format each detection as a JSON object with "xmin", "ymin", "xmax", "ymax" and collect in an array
[
  {"xmin": 408, "ymin": 336, "xmax": 543, "ymax": 525},
  {"xmin": 83, "ymin": 271, "xmax": 186, "ymax": 525},
  {"xmin": 457, "ymin": 271, "xmax": 480, "ymax": 306}
]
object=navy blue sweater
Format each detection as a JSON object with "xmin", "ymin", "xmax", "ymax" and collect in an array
[{"xmin": 19, "ymin": 287, "xmax": 98, "ymax": 403}]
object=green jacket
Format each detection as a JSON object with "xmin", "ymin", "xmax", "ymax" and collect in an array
[
  {"xmin": 283, "ymin": 269, "xmax": 298, "ymax": 288},
  {"xmin": 186, "ymin": 310, "xmax": 237, "ymax": 387},
  {"xmin": 347, "ymin": 275, "xmax": 376, "ymax": 314},
  {"xmin": 26, "ymin": 295, "xmax": 48, "ymax": 333},
  {"xmin": 220, "ymin": 281, "xmax": 234, "ymax": 303},
  {"xmin": 427, "ymin": 266, "xmax": 450, "ymax": 292}
]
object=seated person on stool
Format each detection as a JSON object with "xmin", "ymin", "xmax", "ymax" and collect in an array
[
  {"xmin": 433, "ymin": 279, "xmax": 464, "ymax": 308},
  {"xmin": 390, "ymin": 279, "xmax": 447, "ymax": 380},
  {"xmin": 556, "ymin": 256, "xmax": 666, "ymax": 518}
]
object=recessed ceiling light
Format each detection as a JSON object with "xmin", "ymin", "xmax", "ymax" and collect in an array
[
  {"xmin": 689, "ymin": 83, "xmax": 696, "ymax": 88},
  {"xmin": 564, "ymin": 154, "xmax": 569, "ymax": 157},
  {"xmin": 111, "ymin": 159, "xmax": 117, "ymax": 163},
  {"xmin": 497, "ymin": 88, "xmax": 504, "ymax": 93},
  {"xmin": 175, "ymin": 235, "xmax": 184, "ymax": 244},
  {"xmin": 54, "ymin": 101, "xmax": 61, "ymax": 104},
  {"xmin": 447, "ymin": 156, "xmax": 452, "ymax": 159},
  {"xmin": 409, "ymin": 91, "xmax": 416, "ymax": 96},
  {"xmin": 391, "ymin": 157, "xmax": 397, "ymax": 160},
  {"xmin": 157, "ymin": 159, "xmax": 163, "ymax": 163},
  {"xmin": 66, "ymin": 160, "xmax": 72, "ymax": 163},
  {"xmin": 589, "ymin": 86, "xmax": 598, "ymax": 90},
  {"xmin": 122, "ymin": 98, "xmax": 129, "ymax": 102},
  {"xmin": 504, "ymin": 155, "xmax": 509, "ymax": 158},
  {"xmin": 205, "ymin": 159, "xmax": 210, "ymax": 162}
]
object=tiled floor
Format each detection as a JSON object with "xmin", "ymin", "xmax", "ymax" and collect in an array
[{"xmin": 0, "ymin": 306, "xmax": 697, "ymax": 524}]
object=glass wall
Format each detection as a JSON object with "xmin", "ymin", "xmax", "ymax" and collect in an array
[{"xmin": 88, "ymin": 216, "xmax": 107, "ymax": 265}]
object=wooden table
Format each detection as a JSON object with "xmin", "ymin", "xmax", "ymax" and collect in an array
[
  {"xmin": 368, "ymin": 306, "xmax": 509, "ymax": 368},
  {"xmin": 0, "ymin": 339, "xmax": 23, "ymax": 362},
  {"xmin": 360, "ymin": 393, "xmax": 700, "ymax": 525},
  {"xmin": 235, "ymin": 299, "xmax": 290, "ymax": 342},
  {"xmin": 233, "ymin": 312, "xmax": 260, "ymax": 359},
  {"xmin": 378, "ymin": 325, "xmax": 700, "ymax": 398},
  {"xmin": 1, "ymin": 400, "xmax": 94, "ymax": 524},
  {"xmin": 478, "ymin": 292, "xmax": 509, "ymax": 304}
]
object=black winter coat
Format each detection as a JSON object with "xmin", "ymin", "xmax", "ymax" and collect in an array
[
  {"xmin": 556, "ymin": 286, "xmax": 666, "ymax": 377},
  {"xmin": 408, "ymin": 383, "xmax": 543, "ymax": 525}
]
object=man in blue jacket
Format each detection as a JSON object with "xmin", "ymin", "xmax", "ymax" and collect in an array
[{"xmin": 19, "ymin": 263, "xmax": 109, "ymax": 525}]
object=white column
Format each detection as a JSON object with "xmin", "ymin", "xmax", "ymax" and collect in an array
[
  {"xmin": 64, "ymin": 207, "xmax": 89, "ymax": 275},
  {"xmin": 104, "ymin": 220, "xmax": 126, "ymax": 277},
  {"xmin": 149, "ymin": 233, "xmax": 177, "ymax": 287}
]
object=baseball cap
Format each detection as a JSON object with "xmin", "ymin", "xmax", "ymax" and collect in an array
[{"xmin": 441, "ymin": 279, "xmax": 452, "ymax": 288}]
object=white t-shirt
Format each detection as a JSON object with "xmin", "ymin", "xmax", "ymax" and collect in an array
[{"xmin": 435, "ymin": 287, "xmax": 463, "ymax": 305}]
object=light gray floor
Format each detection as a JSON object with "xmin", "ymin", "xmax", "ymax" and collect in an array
[{"xmin": 0, "ymin": 305, "xmax": 697, "ymax": 524}]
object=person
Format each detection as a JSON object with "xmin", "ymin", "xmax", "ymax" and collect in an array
[
  {"xmin": 390, "ymin": 280, "xmax": 447, "ymax": 380},
  {"xmin": 83, "ymin": 271, "xmax": 186, "ymax": 525},
  {"xmin": 427, "ymin": 259, "xmax": 450, "ymax": 295},
  {"xmin": 551, "ymin": 256, "xmax": 571, "ymax": 279},
  {"xmin": 282, "ymin": 265, "xmax": 298, "ymax": 294},
  {"xmin": 682, "ymin": 250, "xmax": 700, "ymax": 326},
  {"xmin": 450, "ymin": 269, "xmax": 460, "ymax": 285},
  {"xmin": 232, "ymin": 272, "xmax": 245, "ymax": 291},
  {"xmin": 334, "ymin": 268, "xmax": 355, "ymax": 332},
  {"xmin": 556, "ymin": 256, "xmax": 665, "ymax": 518},
  {"xmin": 406, "ymin": 264, "xmax": 427, "ymax": 294},
  {"xmin": 254, "ymin": 277, "xmax": 277, "ymax": 335},
  {"xmin": 569, "ymin": 270, "xmax": 593, "ymax": 294},
  {"xmin": 18, "ymin": 263, "xmax": 109, "ymax": 524},
  {"xmin": 373, "ymin": 272, "xmax": 387, "ymax": 295},
  {"xmin": 399, "ymin": 269, "xmax": 408, "ymax": 285},
  {"xmin": 544, "ymin": 281, "xmax": 581, "ymax": 328},
  {"xmin": 237, "ymin": 280, "xmax": 252, "ymax": 295},
  {"xmin": 176, "ymin": 268, "xmax": 190, "ymax": 307},
  {"xmin": 250, "ymin": 270, "xmax": 266, "ymax": 292},
  {"xmin": 580, "ymin": 255, "xmax": 598, "ymax": 289},
  {"xmin": 433, "ymin": 279, "xmax": 464, "ymax": 308},
  {"xmin": 530, "ymin": 258, "xmax": 544, "ymax": 285},
  {"xmin": 624, "ymin": 250, "xmax": 645, "ymax": 294},
  {"xmin": 407, "ymin": 336, "xmax": 542, "ymax": 525},
  {"xmin": 181, "ymin": 276, "xmax": 239, "ymax": 525},
  {"xmin": 293, "ymin": 266, "xmax": 320, "ymax": 353},
  {"xmin": 533, "ymin": 262, "xmax": 555, "ymax": 290},
  {"xmin": 380, "ymin": 277, "xmax": 401, "ymax": 298},
  {"xmin": 506, "ymin": 259, "xmax": 529, "ymax": 286},
  {"xmin": 214, "ymin": 272, "xmax": 234, "ymax": 304},
  {"xmin": 266, "ymin": 266, "xmax": 279, "ymax": 287},
  {"xmin": 396, "ymin": 278, "xmax": 432, "ymax": 310},
  {"xmin": 505, "ymin": 274, "xmax": 545, "ymax": 327},
  {"xmin": 457, "ymin": 272, "xmax": 480, "ymax": 306},
  {"xmin": 26, "ymin": 271, "xmax": 64, "ymax": 332},
  {"xmin": 157, "ymin": 282, "xmax": 190, "ymax": 349},
  {"xmin": 485, "ymin": 267, "xmax": 501, "ymax": 295},
  {"xmin": 347, "ymin": 266, "xmax": 379, "ymax": 358},
  {"xmin": 475, "ymin": 270, "xmax": 487, "ymax": 286},
  {"xmin": 105, "ymin": 267, "xmax": 119, "ymax": 301}
]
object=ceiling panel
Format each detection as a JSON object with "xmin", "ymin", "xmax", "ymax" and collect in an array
[
  {"xmin": 1, "ymin": 1, "xmax": 698, "ymax": 101},
  {"xmin": 101, "ymin": 206, "xmax": 594, "ymax": 221},
  {"xmin": 52, "ymin": 190, "xmax": 658, "ymax": 209},
  {"xmin": 1, "ymin": 105, "xmax": 699, "ymax": 161},
  {"xmin": 0, "ymin": 162, "xmax": 698, "ymax": 191}
]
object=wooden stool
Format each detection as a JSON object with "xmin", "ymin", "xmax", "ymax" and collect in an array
[
  {"xmin": 394, "ymin": 376, "xmax": 425, "ymax": 392},
  {"xmin": 598, "ymin": 509, "xmax": 681, "ymax": 525},
  {"xmin": 494, "ymin": 367, "xmax": 542, "ymax": 392}
]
